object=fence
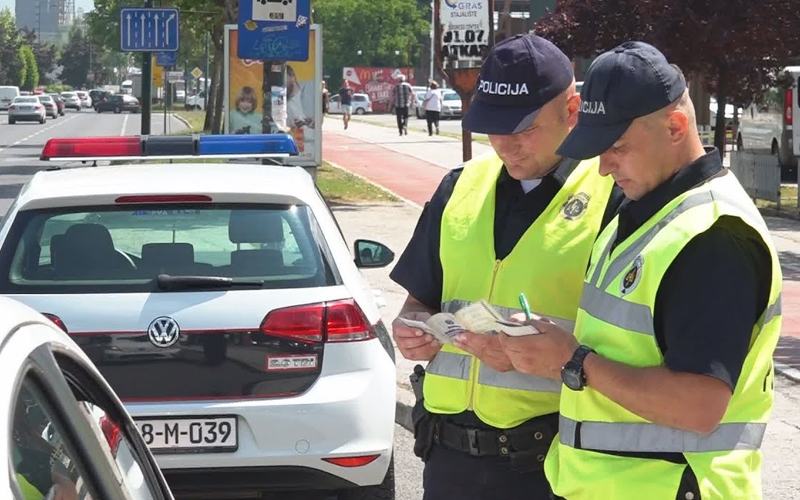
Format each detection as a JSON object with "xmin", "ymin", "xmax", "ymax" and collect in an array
[{"xmin": 728, "ymin": 152, "xmax": 782, "ymax": 206}]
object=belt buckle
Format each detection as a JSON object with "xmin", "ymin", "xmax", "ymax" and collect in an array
[{"xmin": 466, "ymin": 428, "xmax": 481, "ymax": 456}]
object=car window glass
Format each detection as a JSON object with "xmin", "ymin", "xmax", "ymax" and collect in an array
[
  {"xmin": 77, "ymin": 402, "xmax": 158, "ymax": 500},
  {"xmin": 11, "ymin": 379, "xmax": 94, "ymax": 500}
]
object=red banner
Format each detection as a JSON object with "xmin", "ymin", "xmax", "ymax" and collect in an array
[{"xmin": 342, "ymin": 67, "xmax": 416, "ymax": 113}]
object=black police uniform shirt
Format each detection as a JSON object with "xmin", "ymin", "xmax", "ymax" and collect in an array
[
  {"xmin": 612, "ymin": 147, "xmax": 770, "ymax": 393},
  {"xmin": 390, "ymin": 160, "xmax": 625, "ymax": 429}
]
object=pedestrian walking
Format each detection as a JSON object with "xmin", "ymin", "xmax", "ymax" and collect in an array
[
  {"xmin": 338, "ymin": 80, "xmax": 353, "ymax": 130},
  {"xmin": 321, "ymin": 81, "xmax": 330, "ymax": 125},
  {"xmin": 498, "ymin": 41, "xmax": 782, "ymax": 500},
  {"xmin": 424, "ymin": 81, "xmax": 442, "ymax": 136},
  {"xmin": 390, "ymin": 74, "xmax": 414, "ymax": 136},
  {"xmin": 389, "ymin": 34, "xmax": 624, "ymax": 500}
]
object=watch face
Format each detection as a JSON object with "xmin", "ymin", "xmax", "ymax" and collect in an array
[{"xmin": 561, "ymin": 366, "xmax": 583, "ymax": 391}]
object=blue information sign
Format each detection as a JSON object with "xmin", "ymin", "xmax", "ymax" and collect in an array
[
  {"xmin": 121, "ymin": 8, "xmax": 180, "ymax": 52},
  {"xmin": 156, "ymin": 52, "xmax": 177, "ymax": 67},
  {"xmin": 237, "ymin": 0, "xmax": 311, "ymax": 61}
]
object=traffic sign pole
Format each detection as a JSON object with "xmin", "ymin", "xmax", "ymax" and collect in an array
[{"xmin": 141, "ymin": 0, "xmax": 154, "ymax": 135}]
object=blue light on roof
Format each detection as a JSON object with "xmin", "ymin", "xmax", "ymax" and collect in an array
[{"xmin": 197, "ymin": 134, "xmax": 299, "ymax": 157}]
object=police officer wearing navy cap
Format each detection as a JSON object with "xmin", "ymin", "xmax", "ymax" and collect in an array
[
  {"xmin": 389, "ymin": 34, "xmax": 624, "ymax": 500},
  {"xmin": 499, "ymin": 41, "xmax": 782, "ymax": 500}
]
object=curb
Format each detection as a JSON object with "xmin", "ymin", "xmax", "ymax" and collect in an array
[
  {"xmin": 170, "ymin": 112, "xmax": 192, "ymax": 131},
  {"xmin": 759, "ymin": 206, "xmax": 800, "ymax": 222},
  {"xmin": 775, "ymin": 362, "xmax": 800, "ymax": 384},
  {"xmin": 324, "ymin": 160, "xmax": 423, "ymax": 210}
]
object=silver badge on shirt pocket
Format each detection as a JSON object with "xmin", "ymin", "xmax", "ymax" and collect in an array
[{"xmin": 562, "ymin": 192, "xmax": 591, "ymax": 220}]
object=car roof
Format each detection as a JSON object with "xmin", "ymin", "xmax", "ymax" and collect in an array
[{"xmin": 17, "ymin": 163, "xmax": 320, "ymax": 210}]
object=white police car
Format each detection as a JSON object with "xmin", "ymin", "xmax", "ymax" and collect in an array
[
  {"xmin": 1, "ymin": 297, "xmax": 175, "ymax": 500},
  {"xmin": 0, "ymin": 134, "xmax": 398, "ymax": 499}
]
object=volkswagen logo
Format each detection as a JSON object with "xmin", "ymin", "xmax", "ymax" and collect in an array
[{"xmin": 148, "ymin": 317, "xmax": 181, "ymax": 348}]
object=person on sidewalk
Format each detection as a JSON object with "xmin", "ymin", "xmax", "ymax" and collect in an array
[
  {"xmin": 424, "ymin": 81, "xmax": 442, "ymax": 136},
  {"xmin": 321, "ymin": 81, "xmax": 330, "ymax": 125},
  {"xmin": 338, "ymin": 80, "xmax": 354, "ymax": 130},
  {"xmin": 390, "ymin": 74, "xmax": 414, "ymax": 136},
  {"xmin": 389, "ymin": 34, "xmax": 624, "ymax": 500},
  {"xmin": 498, "ymin": 42, "xmax": 782, "ymax": 500}
]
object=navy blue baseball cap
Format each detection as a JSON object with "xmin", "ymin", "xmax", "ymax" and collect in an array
[
  {"xmin": 461, "ymin": 34, "xmax": 574, "ymax": 135},
  {"xmin": 557, "ymin": 41, "xmax": 687, "ymax": 160}
]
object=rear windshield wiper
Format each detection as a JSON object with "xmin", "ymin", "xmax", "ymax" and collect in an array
[{"xmin": 156, "ymin": 274, "xmax": 264, "ymax": 291}]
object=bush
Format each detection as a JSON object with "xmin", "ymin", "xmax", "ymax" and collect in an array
[{"xmin": 45, "ymin": 84, "xmax": 72, "ymax": 93}]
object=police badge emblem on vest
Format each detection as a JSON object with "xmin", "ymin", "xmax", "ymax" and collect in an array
[
  {"xmin": 620, "ymin": 255, "xmax": 644, "ymax": 295},
  {"xmin": 562, "ymin": 193, "xmax": 591, "ymax": 220}
]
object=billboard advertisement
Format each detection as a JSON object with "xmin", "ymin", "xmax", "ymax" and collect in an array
[
  {"xmin": 342, "ymin": 67, "xmax": 416, "ymax": 113},
  {"xmin": 224, "ymin": 24, "xmax": 322, "ymax": 167}
]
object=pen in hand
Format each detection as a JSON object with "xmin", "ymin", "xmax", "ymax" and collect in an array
[{"xmin": 518, "ymin": 293, "xmax": 532, "ymax": 321}]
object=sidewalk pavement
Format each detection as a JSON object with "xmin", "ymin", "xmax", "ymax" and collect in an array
[{"xmin": 324, "ymin": 120, "xmax": 800, "ymax": 432}]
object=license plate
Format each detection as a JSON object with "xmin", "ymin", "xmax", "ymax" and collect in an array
[{"xmin": 135, "ymin": 416, "xmax": 237, "ymax": 452}]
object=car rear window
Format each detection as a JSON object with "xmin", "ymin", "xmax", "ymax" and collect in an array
[
  {"xmin": 354, "ymin": 95, "xmax": 367, "ymax": 102},
  {"xmin": 0, "ymin": 204, "xmax": 338, "ymax": 293},
  {"xmin": 444, "ymin": 92, "xmax": 460, "ymax": 101}
]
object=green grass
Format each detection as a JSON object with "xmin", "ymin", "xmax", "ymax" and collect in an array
[
  {"xmin": 756, "ymin": 185, "xmax": 799, "ymax": 214},
  {"xmin": 172, "ymin": 110, "xmax": 206, "ymax": 133},
  {"xmin": 317, "ymin": 162, "xmax": 400, "ymax": 203}
]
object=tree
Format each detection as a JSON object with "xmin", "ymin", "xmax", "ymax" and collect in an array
[
  {"xmin": 16, "ymin": 47, "xmax": 28, "ymax": 89},
  {"xmin": 0, "ymin": 8, "xmax": 24, "ymax": 85},
  {"xmin": 20, "ymin": 45, "xmax": 39, "ymax": 90},
  {"xmin": 19, "ymin": 28, "xmax": 59, "ymax": 85},
  {"xmin": 535, "ymin": 0, "xmax": 800, "ymax": 155},
  {"xmin": 314, "ymin": 0, "xmax": 429, "ymax": 89},
  {"xmin": 59, "ymin": 25, "xmax": 91, "ymax": 88}
]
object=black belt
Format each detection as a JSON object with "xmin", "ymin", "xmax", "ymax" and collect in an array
[{"xmin": 433, "ymin": 415, "xmax": 557, "ymax": 458}]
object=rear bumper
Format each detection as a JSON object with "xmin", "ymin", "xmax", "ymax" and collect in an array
[
  {"xmin": 9, "ymin": 112, "xmax": 44, "ymax": 120},
  {"xmin": 127, "ymin": 339, "xmax": 396, "ymax": 489},
  {"xmin": 163, "ymin": 465, "xmax": 359, "ymax": 497}
]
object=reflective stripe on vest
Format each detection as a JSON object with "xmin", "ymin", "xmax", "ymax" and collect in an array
[{"xmin": 559, "ymin": 415, "xmax": 767, "ymax": 453}]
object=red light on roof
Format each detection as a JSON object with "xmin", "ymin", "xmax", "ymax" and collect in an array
[
  {"xmin": 115, "ymin": 195, "xmax": 213, "ymax": 204},
  {"xmin": 323, "ymin": 455, "xmax": 381, "ymax": 468},
  {"xmin": 40, "ymin": 137, "xmax": 141, "ymax": 160}
]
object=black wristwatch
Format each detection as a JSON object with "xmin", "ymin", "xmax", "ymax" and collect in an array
[{"xmin": 561, "ymin": 345, "xmax": 596, "ymax": 391}]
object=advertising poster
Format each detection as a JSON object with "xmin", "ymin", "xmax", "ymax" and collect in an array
[
  {"xmin": 342, "ymin": 67, "xmax": 416, "ymax": 113},
  {"xmin": 224, "ymin": 24, "xmax": 322, "ymax": 167},
  {"xmin": 439, "ymin": 0, "xmax": 490, "ymax": 61}
]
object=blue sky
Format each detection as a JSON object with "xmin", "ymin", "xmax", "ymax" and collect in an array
[{"xmin": 0, "ymin": 0, "xmax": 95, "ymax": 15}]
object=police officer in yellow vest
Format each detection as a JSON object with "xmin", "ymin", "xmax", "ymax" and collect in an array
[
  {"xmin": 499, "ymin": 42, "xmax": 782, "ymax": 500},
  {"xmin": 389, "ymin": 34, "xmax": 623, "ymax": 500}
]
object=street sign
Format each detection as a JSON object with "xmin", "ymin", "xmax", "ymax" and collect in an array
[
  {"xmin": 152, "ymin": 59, "xmax": 164, "ymax": 87},
  {"xmin": 237, "ymin": 0, "xmax": 311, "ymax": 61},
  {"xmin": 439, "ymin": 0, "xmax": 490, "ymax": 62},
  {"xmin": 167, "ymin": 71, "xmax": 183, "ymax": 84},
  {"xmin": 156, "ymin": 52, "xmax": 177, "ymax": 67},
  {"xmin": 191, "ymin": 67, "xmax": 203, "ymax": 79},
  {"xmin": 121, "ymin": 8, "xmax": 180, "ymax": 52}
]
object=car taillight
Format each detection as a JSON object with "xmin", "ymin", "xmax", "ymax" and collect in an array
[
  {"xmin": 785, "ymin": 89, "xmax": 793, "ymax": 125},
  {"xmin": 99, "ymin": 415, "xmax": 121, "ymax": 456},
  {"xmin": 35, "ymin": 105, "xmax": 43, "ymax": 110},
  {"xmin": 41, "ymin": 313, "xmax": 67, "ymax": 333},
  {"xmin": 8, "ymin": 105, "xmax": 14, "ymax": 110},
  {"xmin": 323, "ymin": 454, "xmax": 380, "ymax": 467},
  {"xmin": 260, "ymin": 299, "xmax": 376, "ymax": 344}
]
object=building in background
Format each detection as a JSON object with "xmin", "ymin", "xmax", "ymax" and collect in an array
[{"xmin": 15, "ymin": 0, "xmax": 76, "ymax": 44}]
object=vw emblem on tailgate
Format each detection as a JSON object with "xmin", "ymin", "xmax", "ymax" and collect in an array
[{"xmin": 148, "ymin": 317, "xmax": 181, "ymax": 348}]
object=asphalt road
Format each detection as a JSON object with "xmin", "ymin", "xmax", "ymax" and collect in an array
[{"xmin": 0, "ymin": 109, "xmax": 187, "ymax": 215}]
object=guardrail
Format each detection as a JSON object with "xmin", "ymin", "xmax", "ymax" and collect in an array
[{"xmin": 728, "ymin": 151, "xmax": 782, "ymax": 207}]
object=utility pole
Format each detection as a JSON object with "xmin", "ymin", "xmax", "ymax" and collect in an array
[{"xmin": 141, "ymin": 0, "xmax": 154, "ymax": 135}]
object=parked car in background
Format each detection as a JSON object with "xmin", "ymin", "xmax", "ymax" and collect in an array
[
  {"xmin": 37, "ymin": 94, "xmax": 59, "ymax": 119},
  {"xmin": 441, "ymin": 89, "xmax": 463, "ymax": 119},
  {"xmin": 328, "ymin": 92, "xmax": 373, "ymax": 115},
  {"xmin": 60, "ymin": 92, "xmax": 82, "ymax": 111},
  {"xmin": 89, "ymin": 89, "xmax": 113, "ymax": 109},
  {"xmin": 8, "ymin": 96, "xmax": 46, "ymax": 124},
  {"xmin": 0, "ymin": 85, "xmax": 20, "ymax": 111},
  {"xmin": 96, "ymin": 94, "xmax": 141, "ymax": 114},
  {"xmin": 75, "ymin": 91, "xmax": 92, "ymax": 109},
  {"xmin": 185, "ymin": 91, "xmax": 207, "ymax": 110},
  {"xmin": 48, "ymin": 93, "xmax": 66, "ymax": 116}
]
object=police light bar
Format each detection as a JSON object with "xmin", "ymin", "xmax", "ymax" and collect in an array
[{"xmin": 40, "ymin": 134, "xmax": 299, "ymax": 162}]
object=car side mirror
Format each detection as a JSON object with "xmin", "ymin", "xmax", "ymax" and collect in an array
[{"xmin": 354, "ymin": 239, "xmax": 394, "ymax": 269}]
